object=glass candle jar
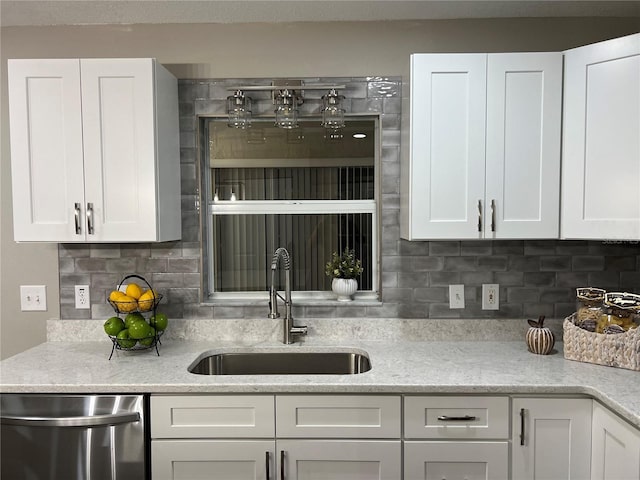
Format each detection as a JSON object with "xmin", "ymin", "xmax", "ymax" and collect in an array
[
  {"xmin": 575, "ymin": 287, "xmax": 606, "ymax": 332},
  {"xmin": 599, "ymin": 292, "xmax": 640, "ymax": 334}
]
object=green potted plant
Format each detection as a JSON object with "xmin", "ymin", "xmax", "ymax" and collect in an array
[{"xmin": 325, "ymin": 248, "xmax": 363, "ymax": 301}]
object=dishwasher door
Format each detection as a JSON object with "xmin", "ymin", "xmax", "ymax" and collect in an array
[{"xmin": 1, "ymin": 394, "xmax": 148, "ymax": 480}]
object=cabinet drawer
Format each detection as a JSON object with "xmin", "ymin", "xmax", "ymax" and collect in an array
[
  {"xmin": 276, "ymin": 395, "xmax": 401, "ymax": 438},
  {"xmin": 404, "ymin": 441, "xmax": 509, "ymax": 480},
  {"xmin": 151, "ymin": 395, "xmax": 274, "ymax": 438},
  {"xmin": 404, "ymin": 396, "xmax": 509, "ymax": 439}
]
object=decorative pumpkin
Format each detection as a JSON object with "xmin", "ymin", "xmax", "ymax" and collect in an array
[{"xmin": 526, "ymin": 315, "xmax": 555, "ymax": 355}]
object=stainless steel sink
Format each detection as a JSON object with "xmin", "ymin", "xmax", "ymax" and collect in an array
[{"xmin": 188, "ymin": 349, "xmax": 371, "ymax": 375}]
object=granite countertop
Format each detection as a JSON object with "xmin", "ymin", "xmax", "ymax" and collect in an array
[{"xmin": 1, "ymin": 337, "xmax": 639, "ymax": 429}]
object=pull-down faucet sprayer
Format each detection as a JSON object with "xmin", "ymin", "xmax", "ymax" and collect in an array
[{"xmin": 268, "ymin": 247, "xmax": 307, "ymax": 344}]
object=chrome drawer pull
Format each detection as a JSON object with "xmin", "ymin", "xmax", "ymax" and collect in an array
[
  {"xmin": 437, "ymin": 415, "xmax": 477, "ymax": 421},
  {"xmin": 74, "ymin": 203, "xmax": 82, "ymax": 234},
  {"xmin": 86, "ymin": 202, "xmax": 94, "ymax": 235},
  {"xmin": 477, "ymin": 200, "xmax": 482, "ymax": 232},
  {"xmin": 491, "ymin": 199, "xmax": 496, "ymax": 232}
]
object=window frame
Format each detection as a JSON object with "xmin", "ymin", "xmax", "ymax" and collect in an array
[{"xmin": 201, "ymin": 115, "xmax": 381, "ymax": 304}]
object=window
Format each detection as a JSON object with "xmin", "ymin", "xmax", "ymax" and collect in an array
[{"xmin": 203, "ymin": 118, "xmax": 379, "ymax": 301}]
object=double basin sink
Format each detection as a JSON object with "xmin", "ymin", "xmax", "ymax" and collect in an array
[{"xmin": 188, "ymin": 348, "xmax": 371, "ymax": 375}]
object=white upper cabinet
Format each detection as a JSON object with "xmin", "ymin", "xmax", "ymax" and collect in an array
[
  {"xmin": 403, "ymin": 54, "xmax": 487, "ymax": 240},
  {"xmin": 8, "ymin": 59, "xmax": 85, "ymax": 242},
  {"xmin": 401, "ymin": 52, "xmax": 562, "ymax": 240},
  {"xmin": 486, "ymin": 53, "xmax": 562, "ymax": 239},
  {"xmin": 561, "ymin": 33, "xmax": 640, "ymax": 240},
  {"xmin": 8, "ymin": 58, "xmax": 181, "ymax": 242}
]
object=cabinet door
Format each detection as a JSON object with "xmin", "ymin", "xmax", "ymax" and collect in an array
[
  {"xmin": 591, "ymin": 402, "xmax": 640, "ymax": 480},
  {"xmin": 408, "ymin": 54, "xmax": 487, "ymax": 239},
  {"xmin": 151, "ymin": 440, "xmax": 273, "ymax": 480},
  {"xmin": 485, "ymin": 53, "xmax": 562, "ymax": 239},
  {"xmin": 80, "ymin": 58, "xmax": 160, "ymax": 242},
  {"xmin": 8, "ymin": 59, "xmax": 86, "ymax": 241},
  {"xmin": 404, "ymin": 441, "xmax": 508, "ymax": 480},
  {"xmin": 277, "ymin": 440, "xmax": 401, "ymax": 480},
  {"xmin": 561, "ymin": 33, "xmax": 640, "ymax": 240},
  {"xmin": 512, "ymin": 398, "xmax": 592, "ymax": 480}
]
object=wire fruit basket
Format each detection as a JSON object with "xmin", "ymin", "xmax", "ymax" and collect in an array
[{"xmin": 105, "ymin": 274, "xmax": 166, "ymax": 360}]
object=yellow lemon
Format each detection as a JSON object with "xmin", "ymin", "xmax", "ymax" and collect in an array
[
  {"xmin": 125, "ymin": 283, "xmax": 143, "ymax": 300},
  {"xmin": 109, "ymin": 290, "xmax": 125, "ymax": 302},
  {"xmin": 116, "ymin": 294, "xmax": 138, "ymax": 313},
  {"xmin": 138, "ymin": 289, "xmax": 158, "ymax": 312}
]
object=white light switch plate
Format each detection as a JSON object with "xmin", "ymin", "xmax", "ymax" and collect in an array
[
  {"xmin": 20, "ymin": 285, "xmax": 47, "ymax": 311},
  {"xmin": 449, "ymin": 284, "xmax": 465, "ymax": 309}
]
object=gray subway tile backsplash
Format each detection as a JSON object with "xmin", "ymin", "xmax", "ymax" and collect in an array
[{"xmin": 57, "ymin": 76, "xmax": 640, "ymax": 320}]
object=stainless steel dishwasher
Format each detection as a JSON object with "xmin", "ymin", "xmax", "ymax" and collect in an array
[{"xmin": 1, "ymin": 394, "xmax": 148, "ymax": 480}]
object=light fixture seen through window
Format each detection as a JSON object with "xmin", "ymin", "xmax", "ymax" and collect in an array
[
  {"xmin": 321, "ymin": 88, "xmax": 345, "ymax": 129},
  {"xmin": 227, "ymin": 90, "xmax": 252, "ymax": 129}
]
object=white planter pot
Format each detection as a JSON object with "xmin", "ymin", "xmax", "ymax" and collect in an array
[{"xmin": 332, "ymin": 278, "xmax": 358, "ymax": 302}]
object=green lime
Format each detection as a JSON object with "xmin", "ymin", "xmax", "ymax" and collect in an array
[
  {"xmin": 128, "ymin": 320, "xmax": 152, "ymax": 340},
  {"xmin": 138, "ymin": 326, "xmax": 156, "ymax": 347},
  {"xmin": 116, "ymin": 329, "xmax": 136, "ymax": 348},
  {"xmin": 124, "ymin": 312, "xmax": 144, "ymax": 329},
  {"xmin": 103, "ymin": 316, "xmax": 125, "ymax": 336},
  {"xmin": 150, "ymin": 312, "xmax": 168, "ymax": 331}
]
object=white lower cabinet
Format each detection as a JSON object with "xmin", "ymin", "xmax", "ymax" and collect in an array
[
  {"xmin": 404, "ymin": 396, "xmax": 509, "ymax": 480},
  {"xmin": 591, "ymin": 401, "xmax": 640, "ymax": 480},
  {"xmin": 512, "ymin": 397, "xmax": 592, "ymax": 480},
  {"xmin": 152, "ymin": 440, "xmax": 273, "ymax": 480},
  {"xmin": 150, "ymin": 394, "xmax": 402, "ymax": 480},
  {"xmin": 275, "ymin": 395, "xmax": 402, "ymax": 479},
  {"xmin": 276, "ymin": 395, "xmax": 401, "ymax": 438},
  {"xmin": 278, "ymin": 439, "xmax": 401, "ymax": 480},
  {"xmin": 404, "ymin": 441, "xmax": 509, "ymax": 480},
  {"xmin": 151, "ymin": 394, "xmax": 638, "ymax": 480}
]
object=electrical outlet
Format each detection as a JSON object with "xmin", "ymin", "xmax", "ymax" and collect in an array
[
  {"xmin": 20, "ymin": 285, "xmax": 47, "ymax": 311},
  {"xmin": 449, "ymin": 284, "xmax": 465, "ymax": 309},
  {"xmin": 482, "ymin": 284, "xmax": 499, "ymax": 310},
  {"xmin": 75, "ymin": 285, "xmax": 90, "ymax": 309}
]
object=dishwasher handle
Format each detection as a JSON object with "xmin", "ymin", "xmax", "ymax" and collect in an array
[{"xmin": 0, "ymin": 411, "xmax": 140, "ymax": 428}]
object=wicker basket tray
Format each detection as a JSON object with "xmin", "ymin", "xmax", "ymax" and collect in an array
[{"xmin": 563, "ymin": 313, "xmax": 640, "ymax": 371}]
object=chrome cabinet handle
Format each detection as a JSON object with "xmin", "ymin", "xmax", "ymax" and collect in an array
[
  {"xmin": 74, "ymin": 203, "xmax": 82, "ymax": 234},
  {"xmin": 280, "ymin": 450, "xmax": 285, "ymax": 480},
  {"xmin": 437, "ymin": 415, "xmax": 477, "ymax": 421},
  {"xmin": 86, "ymin": 202, "xmax": 94, "ymax": 235},
  {"xmin": 477, "ymin": 200, "xmax": 482, "ymax": 232},
  {"xmin": 266, "ymin": 451, "xmax": 270, "ymax": 480},
  {"xmin": 520, "ymin": 408, "xmax": 526, "ymax": 445},
  {"xmin": 0, "ymin": 411, "xmax": 139, "ymax": 428},
  {"xmin": 491, "ymin": 199, "xmax": 496, "ymax": 232}
]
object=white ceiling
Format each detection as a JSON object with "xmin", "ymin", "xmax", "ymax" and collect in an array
[{"xmin": 1, "ymin": 0, "xmax": 639, "ymax": 27}]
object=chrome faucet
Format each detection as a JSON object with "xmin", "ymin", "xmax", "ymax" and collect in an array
[{"xmin": 268, "ymin": 247, "xmax": 307, "ymax": 344}]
